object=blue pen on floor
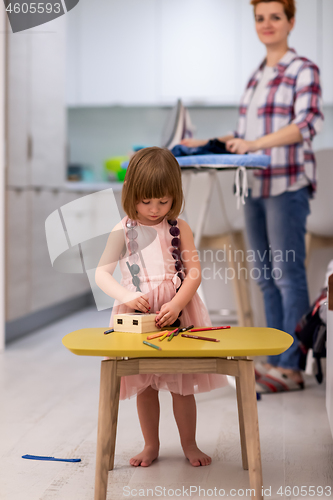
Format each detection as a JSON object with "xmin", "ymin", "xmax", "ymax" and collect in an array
[
  {"xmin": 104, "ymin": 328, "xmax": 114, "ymax": 335},
  {"xmin": 22, "ymin": 455, "xmax": 81, "ymax": 463},
  {"xmin": 143, "ymin": 340, "xmax": 162, "ymax": 351}
]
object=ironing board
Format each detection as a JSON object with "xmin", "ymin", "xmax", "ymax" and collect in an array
[{"xmin": 175, "ymin": 154, "xmax": 270, "ymax": 248}]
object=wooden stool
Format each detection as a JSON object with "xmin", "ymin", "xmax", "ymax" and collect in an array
[{"xmin": 63, "ymin": 327, "xmax": 293, "ymax": 500}]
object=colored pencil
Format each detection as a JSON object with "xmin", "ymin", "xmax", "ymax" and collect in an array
[
  {"xmin": 104, "ymin": 329, "xmax": 114, "ymax": 335},
  {"xmin": 147, "ymin": 331, "xmax": 168, "ymax": 340},
  {"xmin": 189, "ymin": 326, "xmax": 230, "ymax": 333},
  {"xmin": 159, "ymin": 332, "xmax": 170, "ymax": 341},
  {"xmin": 181, "ymin": 334, "xmax": 220, "ymax": 342},
  {"xmin": 167, "ymin": 331, "xmax": 176, "ymax": 341},
  {"xmin": 143, "ymin": 340, "xmax": 162, "ymax": 351},
  {"xmin": 174, "ymin": 325, "xmax": 194, "ymax": 336},
  {"xmin": 167, "ymin": 327, "xmax": 181, "ymax": 342}
]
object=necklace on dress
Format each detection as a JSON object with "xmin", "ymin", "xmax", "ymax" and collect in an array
[{"xmin": 125, "ymin": 218, "xmax": 184, "ymax": 327}]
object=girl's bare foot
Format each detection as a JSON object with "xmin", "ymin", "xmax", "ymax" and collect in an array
[
  {"xmin": 183, "ymin": 443, "xmax": 212, "ymax": 467},
  {"xmin": 129, "ymin": 445, "xmax": 159, "ymax": 467}
]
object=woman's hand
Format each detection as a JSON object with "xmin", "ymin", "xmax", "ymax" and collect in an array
[
  {"xmin": 226, "ymin": 138, "xmax": 258, "ymax": 154},
  {"xmin": 180, "ymin": 138, "xmax": 208, "ymax": 148},
  {"xmin": 123, "ymin": 292, "xmax": 150, "ymax": 312},
  {"xmin": 155, "ymin": 301, "xmax": 181, "ymax": 328}
]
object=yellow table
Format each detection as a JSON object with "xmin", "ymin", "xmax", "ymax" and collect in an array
[{"xmin": 63, "ymin": 327, "xmax": 293, "ymax": 500}]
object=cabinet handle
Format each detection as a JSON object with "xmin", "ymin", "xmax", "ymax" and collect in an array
[{"xmin": 27, "ymin": 135, "xmax": 33, "ymax": 160}]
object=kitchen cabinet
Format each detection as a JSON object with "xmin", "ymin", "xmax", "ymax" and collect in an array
[
  {"xmin": 239, "ymin": 0, "xmax": 266, "ymax": 96},
  {"xmin": 30, "ymin": 190, "xmax": 91, "ymax": 314},
  {"xmin": 321, "ymin": 0, "xmax": 333, "ymax": 104},
  {"xmin": 7, "ymin": 16, "xmax": 66, "ymax": 188},
  {"xmin": 6, "ymin": 33, "xmax": 30, "ymax": 187},
  {"xmin": 289, "ymin": 0, "xmax": 319, "ymax": 65},
  {"xmin": 6, "ymin": 16, "xmax": 71, "ymax": 323},
  {"xmin": 29, "ymin": 19, "xmax": 67, "ymax": 187},
  {"xmin": 158, "ymin": 0, "xmax": 239, "ymax": 104},
  {"xmin": 5, "ymin": 190, "xmax": 30, "ymax": 321},
  {"xmin": 66, "ymin": 0, "xmax": 157, "ymax": 106},
  {"xmin": 66, "ymin": 0, "xmax": 333, "ymax": 106},
  {"xmin": 6, "ymin": 189, "xmax": 92, "ymax": 322}
]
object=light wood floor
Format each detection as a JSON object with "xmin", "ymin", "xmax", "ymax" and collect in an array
[{"xmin": 1, "ymin": 307, "xmax": 332, "ymax": 500}]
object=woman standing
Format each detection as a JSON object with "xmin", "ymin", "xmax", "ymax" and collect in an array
[{"xmin": 182, "ymin": 0, "xmax": 324, "ymax": 392}]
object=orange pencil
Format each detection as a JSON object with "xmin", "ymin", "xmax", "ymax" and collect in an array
[{"xmin": 147, "ymin": 331, "xmax": 169, "ymax": 340}]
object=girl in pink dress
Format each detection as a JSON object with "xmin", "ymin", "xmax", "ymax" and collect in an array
[{"xmin": 95, "ymin": 147, "xmax": 227, "ymax": 468}]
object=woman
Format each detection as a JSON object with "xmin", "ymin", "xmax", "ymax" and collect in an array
[{"xmin": 182, "ymin": 0, "xmax": 324, "ymax": 392}]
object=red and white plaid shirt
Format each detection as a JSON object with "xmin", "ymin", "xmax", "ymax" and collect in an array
[{"xmin": 235, "ymin": 49, "xmax": 324, "ymax": 198}]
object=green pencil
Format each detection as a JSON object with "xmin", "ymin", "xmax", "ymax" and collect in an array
[{"xmin": 143, "ymin": 340, "xmax": 162, "ymax": 351}]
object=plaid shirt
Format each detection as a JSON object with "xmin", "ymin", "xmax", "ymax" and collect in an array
[{"xmin": 235, "ymin": 49, "xmax": 324, "ymax": 198}]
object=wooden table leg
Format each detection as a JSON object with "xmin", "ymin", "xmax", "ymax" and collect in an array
[
  {"xmin": 94, "ymin": 359, "xmax": 121, "ymax": 500},
  {"xmin": 237, "ymin": 359, "xmax": 263, "ymax": 500},
  {"xmin": 109, "ymin": 365, "xmax": 121, "ymax": 472},
  {"xmin": 236, "ymin": 375, "xmax": 249, "ymax": 470}
]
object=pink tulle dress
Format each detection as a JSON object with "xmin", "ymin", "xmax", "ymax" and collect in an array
[{"xmin": 110, "ymin": 216, "xmax": 227, "ymax": 400}]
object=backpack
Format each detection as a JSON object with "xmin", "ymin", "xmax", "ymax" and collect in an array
[{"xmin": 295, "ymin": 289, "xmax": 327, "ymax": 384}]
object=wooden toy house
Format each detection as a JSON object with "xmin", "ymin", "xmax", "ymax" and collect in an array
[{"xmin": 113, "ymin": 313, "xmax": 159, "ymax": 333}]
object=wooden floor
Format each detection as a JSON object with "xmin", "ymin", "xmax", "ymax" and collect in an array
[{"xmin": 1, "ymin": 307, "xmax": 332, "ymax": 500}]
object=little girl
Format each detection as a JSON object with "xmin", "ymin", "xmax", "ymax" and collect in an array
[{"xmin": 95, "ymin": 147, "xmax": 227, "ymax": 468}]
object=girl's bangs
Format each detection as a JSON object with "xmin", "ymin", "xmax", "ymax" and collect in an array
[{"xmin": 135, "ymin": 171, "xmax": 173, "ymax": 201}]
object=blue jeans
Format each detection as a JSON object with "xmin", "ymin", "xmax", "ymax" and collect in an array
[{"xmin": 244, "ymin": 187, "xmax": 310, "ymax": 370}]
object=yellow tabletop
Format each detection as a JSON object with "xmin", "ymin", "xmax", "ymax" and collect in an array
[{"xmin": 62, "ymin": 327, "xmax": 293, "ymax": 358}]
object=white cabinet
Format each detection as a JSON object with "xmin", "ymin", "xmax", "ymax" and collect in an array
[
  {"xmin": 6, "ymin": 16, "xmax": 74, "ymax": 321},
  {"xmin": 321, "ymin": 0, "xmax": 333, "ymax": 104},
  {"xmin": 239, "ymin": 0, "xmax": 266, "ymax": 97},
  {"xmin": 67, "ymin": 0, "xmax": 157, "ymax": 106},
  {"xmin": 30, "ymin": 18, "xmax": 67, "ymax": 187},
  {"xmin": 66, "ymin": 0, "xmax": 333, "ymax": 106},
  {"xmin": 7, "ymin": 17, "xmax": 66, "ymax": 188},
  {"xmin": 6, "ymin": 33, "xmax": 30, "ymax": 187},
  {"xmin": 5, "ymin": 190, "xmax": 30, "ymax": 321},
  {"xmin": 6, "ymin": 189, "xmax": 93, "ymax": 322},
  {"xmin": 30, "ymin": 190, "xmax": 91, "ymax": 314},
  {"xmin": 289, "ymin": 0, "xmax": 319, "ymax": 64},
  {"xmin": 158, "ymin": 0, "xmax": 239, "ymax": 104}
]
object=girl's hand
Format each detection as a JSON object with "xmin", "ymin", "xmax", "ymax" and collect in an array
[
  {"xmin": 226, "ymin": 138, "xmax": 258, "ymax": 154},
  {"xmin": 123, "ymin": 292, "xmax": 150, "ymax": 313},
  {"xmin": 155, "ymin": 301, "xmax": 181, "ymax": 328},
  {"xmin": 180, "ymin": 138, "xmax": 208, "ymax": 148}
]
